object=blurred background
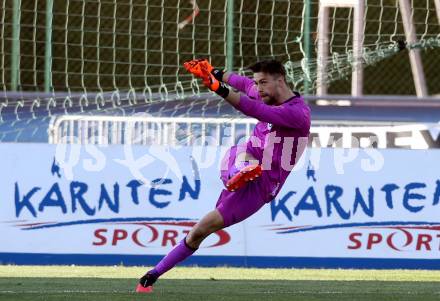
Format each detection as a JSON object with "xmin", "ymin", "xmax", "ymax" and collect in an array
[
  {"xmin": 0, "ymin": 0, "xmax": 439, "ymax": 143},
  {"xmin": 1, "ymin": 0, "xmax": 440, "ymax": 95}
]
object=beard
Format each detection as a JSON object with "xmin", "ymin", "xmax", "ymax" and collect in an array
[{"xmin": 262, "ymin": 94, "xmax": 277, "ymax": 105}]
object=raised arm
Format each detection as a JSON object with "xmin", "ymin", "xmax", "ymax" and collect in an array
[
  {"xmin": 224, "ymin": 72, "xmax": 255, "ymax": 95},
  {"xmin": 224, "ymin": 91, "xmax": 309, "ymax": 129},
  {"xmin": 183, "ymin": 59, "xmax": 309, "ymax": 129},
  {"xmin": 183, "ymin": 59, "xmax": 257, "ymax": 97}
]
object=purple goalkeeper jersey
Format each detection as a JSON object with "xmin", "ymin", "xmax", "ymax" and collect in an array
[{"xmin": 220, "ymin": 73, "xmax": 311, "ymax": 201}]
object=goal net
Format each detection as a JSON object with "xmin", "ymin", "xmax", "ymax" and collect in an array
[{"xmin": 2, "ymin": 0, "xmax": 440, "ymax": 97}]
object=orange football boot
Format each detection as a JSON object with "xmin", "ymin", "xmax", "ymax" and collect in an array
[{"xmin": 226, "ymin": 164, "xmax": 262, "ymax": 192}]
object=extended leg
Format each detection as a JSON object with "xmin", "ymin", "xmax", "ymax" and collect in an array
[{"xmin": 136, "ymin": 210, "xmax": 224, "ymax": 292}]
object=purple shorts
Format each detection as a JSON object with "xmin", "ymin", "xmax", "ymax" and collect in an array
[{"xmin": 215, "ymin": 171, "xmax": 279, "ymax": 228}]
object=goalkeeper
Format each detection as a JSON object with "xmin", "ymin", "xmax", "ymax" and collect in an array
[{"xmin": 136, "ymin": 59, "xmax": 311, "ymax": 293}]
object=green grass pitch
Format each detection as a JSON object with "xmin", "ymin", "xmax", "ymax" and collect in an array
[{"xmin": 0, "ymin": 265, "xmax": 439, "ymax": 301}]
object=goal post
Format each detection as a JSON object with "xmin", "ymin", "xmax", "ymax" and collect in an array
[
  {"xmin": 317, "ymin": 0, "xmax": 430, "ymax": 98},
  {"xmin": 436, "ymin": 0, "xmax": 440, "ymax": 23},
  {"xmin": 397, "ymin": 0, "xmax": 427, "ymax": 97},
  {"xmin": 317, "ymin": 0, "xmax": 365, "ymax": 97}
]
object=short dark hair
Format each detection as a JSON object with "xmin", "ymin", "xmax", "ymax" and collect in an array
[{"xmin": 248, "ymin": 59, "xmax": 286, "ymax": 78}]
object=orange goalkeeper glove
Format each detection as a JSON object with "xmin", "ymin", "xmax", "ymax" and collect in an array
[
  {"xmin": 184, "ymin": 59, "xmax": 213, "ymax": 78},
  {"xmin": 183, "ymin": 59, "xmax": 229, "ymax": 98},
  {"xmin": 183, "ymin": 59, "xmax": 225, "ymax": 81},
  {"xmin": 200, "ymin": 67, "xmax": 230, "ymax": 98}
]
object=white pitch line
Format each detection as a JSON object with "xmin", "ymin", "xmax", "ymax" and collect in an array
[
  {"xmin": 0, "ymin": 290, "xmax": 439, "ymax": 295},
  {"xmin": 0, "ymin": 290, "xmax": 132, "ymax": 294}
]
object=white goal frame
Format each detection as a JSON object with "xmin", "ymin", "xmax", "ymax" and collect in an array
[{"xmin": 317, "ymin": 0, "xmax": 429, "ymax": 98}]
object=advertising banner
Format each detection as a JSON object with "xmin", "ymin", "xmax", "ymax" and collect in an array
[
  {"xmin": 309, "ymin": 123, "xmax": 440, "ymax": 149},
  {"xmin": 1, "ymin": 142, "xmax": 439, "ymax": 268}
]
